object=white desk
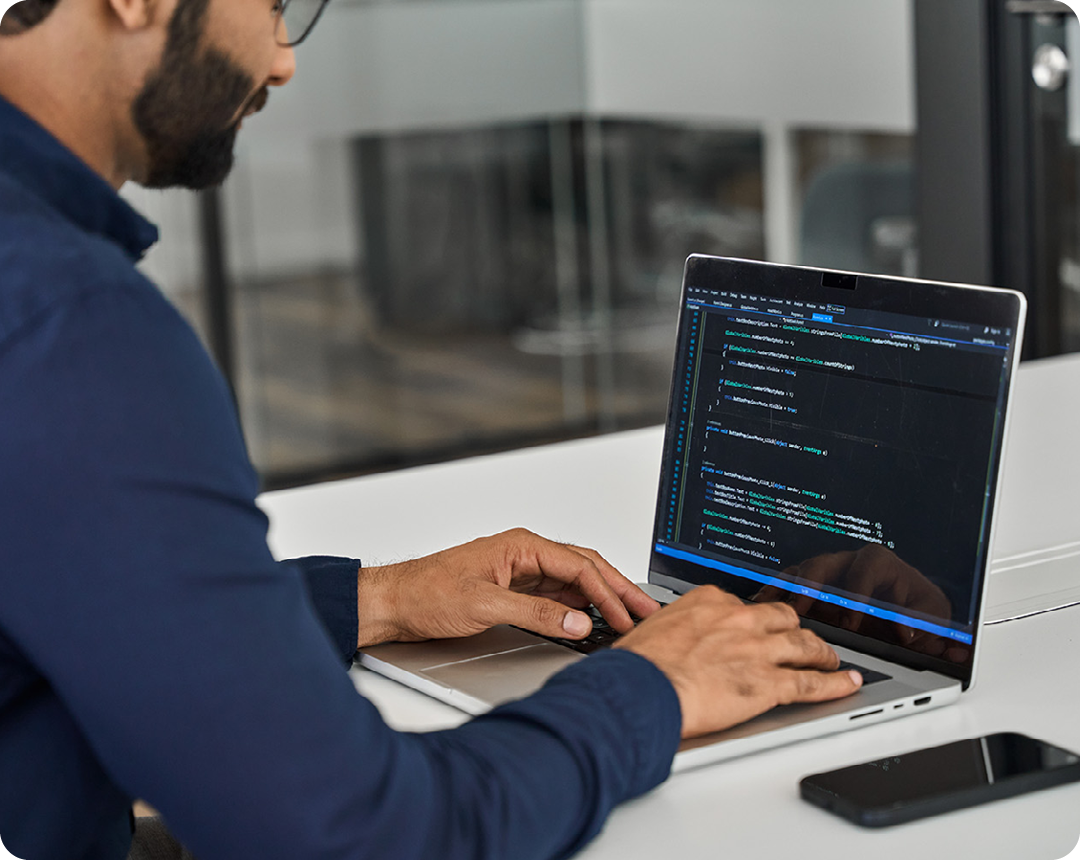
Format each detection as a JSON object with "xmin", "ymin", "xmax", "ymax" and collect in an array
[{"xmin": 261, "ymin": 353, "xmax": 1080, "ymax": 860}]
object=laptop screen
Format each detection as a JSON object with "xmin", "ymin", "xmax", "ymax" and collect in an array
[{"xmin": 650, "ymin": 257, "xmax": 1024, "ymax": 685}]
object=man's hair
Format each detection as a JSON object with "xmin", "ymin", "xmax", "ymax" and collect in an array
[{"xmin": 0, "ymin": 0, "xmax": 59, "ymax": 35}]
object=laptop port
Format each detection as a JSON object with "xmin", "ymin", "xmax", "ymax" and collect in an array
[
  {"xmin": 914, "ymin": 696, "xmax": 932, "ymax": 706},
  {"xmin": 849, "ymin": 708, "xmax": 884, "ymax": 721}
]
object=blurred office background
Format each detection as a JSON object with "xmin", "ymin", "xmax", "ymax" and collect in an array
[{"xmin": 121, "ymin": 0, "xmax": 1080, "ymax": 489}]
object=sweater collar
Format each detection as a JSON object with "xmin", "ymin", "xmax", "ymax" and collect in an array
[{"xmin": 0, "ymin": 94, "xmax": 159, "ymax": 261}]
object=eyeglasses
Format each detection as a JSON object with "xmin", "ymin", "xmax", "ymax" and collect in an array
[{"xmin": 273, "ymin": 0, "xmax": 331, "ymax": 47}]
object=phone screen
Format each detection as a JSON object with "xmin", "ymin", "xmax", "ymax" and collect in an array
[{"xmin": 800, "ymin": 733, "xmax": 1080, "ymax": 826}]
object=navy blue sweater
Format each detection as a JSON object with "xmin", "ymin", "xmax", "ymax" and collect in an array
[{"xmin": 0, "ymin": 95, "xmax": 681, "ymax": 860}]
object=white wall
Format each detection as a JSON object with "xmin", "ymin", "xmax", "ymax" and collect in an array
[
  {"xmin": 251, "ymin": 0, "xmax": 587, "ymax": 140},
  {"xmin": 583, "ymin": 0, "xmax": 913, "ymax": 129},
  {"xmin": 254, "ymin": 0, "xmax": 913, "ymax": 135}
]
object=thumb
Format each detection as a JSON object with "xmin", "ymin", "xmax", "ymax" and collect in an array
[{"xmin": 479, "ymin": 588, "xmax": 593, "ymax": 639}]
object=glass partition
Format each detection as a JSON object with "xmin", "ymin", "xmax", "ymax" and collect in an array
[{"xmin": 128, "ymin": 0, "xmax": 922, "ymax": 487}]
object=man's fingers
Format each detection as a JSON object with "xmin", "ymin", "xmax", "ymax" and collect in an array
[
  {"xmin": 478, "ymin": 587, "xmax": 593, "ymax": 639},
  {"xmin": 567, "ymin": 544, "xmax": 661, "ymax": 620},
  {"xmin": 616, "ymin": 583, "xmax": 866, "ymax": 738},
  {"xmin": 522, "ymin": 533, "xmax": 662, "ymax": 631},
  {"xmin": 514, "ymin": 535, "xmax": 635, "ymax": 632},
  {"xmin": 549, "ymin": 590, "xmax": 591, "ymax": 610},
  {"xmin": 778, "ymin": 667, "xmax": 863, "ymax": 705},
  {"xmin": 748, "ymin": 599, "xmax": 802, "ymax": 632},
  {"xmin": 553, "ymin": 557, "xmax": 633, "ymax": 631},
  {"xmin": 768, "ymin": 628, "xmax": 841, "ymax": 670}
]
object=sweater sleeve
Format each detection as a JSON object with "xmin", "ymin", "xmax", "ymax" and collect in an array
[
  {"xmin": 284, "ymin": 557, "xmax": 362, "ymax": 664},
  {"xmin": 0, "ymin": 281, "xmax": 682, "ymax": 860},
  {"xmin": 416, "ymin": 649, "xmax": 681, "ymax": 859}
]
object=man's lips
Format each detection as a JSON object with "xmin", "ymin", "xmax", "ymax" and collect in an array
[
  {"xmin": 236, "ymin": 88, "xmax": 270, "ymax": 127},
  {"xmin": 245, "ymin": 87, "xmax": 269, "ymax": 118}
]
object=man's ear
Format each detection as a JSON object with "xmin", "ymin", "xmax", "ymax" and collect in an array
[{"xmin": 105, "ymin": 0, "xmax": 157, "ymax": 30}]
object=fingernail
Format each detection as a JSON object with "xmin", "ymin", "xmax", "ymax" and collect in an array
[
  {"xmin": 848, "ymin": 671, "xmax": 864, "ymax": 687},
  {"xmin": 563, "ymin": 611, "xmax": 590, "ymax": 638}
]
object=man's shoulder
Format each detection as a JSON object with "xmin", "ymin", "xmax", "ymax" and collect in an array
[
  {"xmin": 0, "ymin": 171, "xmax": 170, "ymax": 344},
  {"xmin": 0, "ymin": 173, "xmax": 247, "ymax": 493}
]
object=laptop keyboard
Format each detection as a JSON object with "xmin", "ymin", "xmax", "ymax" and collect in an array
[{"xmin": 522, "ymin": 610, "xmax": 893, "ymax": 685}]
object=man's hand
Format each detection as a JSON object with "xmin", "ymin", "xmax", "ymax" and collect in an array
[
  {"xmin": 354, "ymin": 529, "xmax": 660, "ymax": 648},
  {"xmin": 615, "ymin": 586, "xmax": 863, "ymax": 739}
]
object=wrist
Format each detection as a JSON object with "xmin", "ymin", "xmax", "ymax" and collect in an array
[{"xmin": 355, "ymin": 564, "xmax": 402, "ymax": 648}]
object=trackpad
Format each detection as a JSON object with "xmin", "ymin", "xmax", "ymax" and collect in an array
[{"xmin": 425, "ymin": 642, "xmax": 582, "ymax": 708}]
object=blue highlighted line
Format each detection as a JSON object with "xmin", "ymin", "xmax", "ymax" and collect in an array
[{"xmin": 654, "ymin": 544, "xmax": 973, "ymax": 644}]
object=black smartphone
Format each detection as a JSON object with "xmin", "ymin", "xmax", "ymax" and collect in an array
[{"xmin": 800, "ymin": 732, "xmax": 1080, "ymax": 827}]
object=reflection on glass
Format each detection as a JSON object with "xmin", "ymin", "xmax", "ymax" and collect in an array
[
  {"xmin": 796, "ymin": 130, "xmax": 916, "ymax": 278},
  {"xmin": 225, "ymin": 120, "xmax": 764, "ymax": 484},
  {"xmin": 1062, "ymin": 143, "xmax": 1080, "ymax": 353},
  {"xmin": 752, "ymin": 544, "xmax": 969, "ymax": 664}
]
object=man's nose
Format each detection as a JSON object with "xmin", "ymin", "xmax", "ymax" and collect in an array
[{"xmin": 269, "ymin": 42, "xmax": 296, "ymax": 87}]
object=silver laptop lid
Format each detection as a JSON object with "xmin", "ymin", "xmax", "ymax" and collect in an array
[{"xmin": 649, "ymin": 256, "xmax": 1026, "ymax": 689}]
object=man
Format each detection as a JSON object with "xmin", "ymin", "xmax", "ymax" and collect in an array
[{"xmin": 0, "ymin": 0, "xmax": 862, "ymax": 855}]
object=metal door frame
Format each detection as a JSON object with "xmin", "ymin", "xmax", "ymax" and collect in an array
[{"xmin": 915, "ymin": 0, "xmax": 1074, "ymax": 358}]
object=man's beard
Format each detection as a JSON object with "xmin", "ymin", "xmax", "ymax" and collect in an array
[{"xmin": 132, "ymin": 0, "xmax": 266, "ymax": 190}]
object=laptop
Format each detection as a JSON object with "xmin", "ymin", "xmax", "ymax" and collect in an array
[{"xmin": 360, "ymin": 255, "xmax": 1027, "ymax": 772}]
